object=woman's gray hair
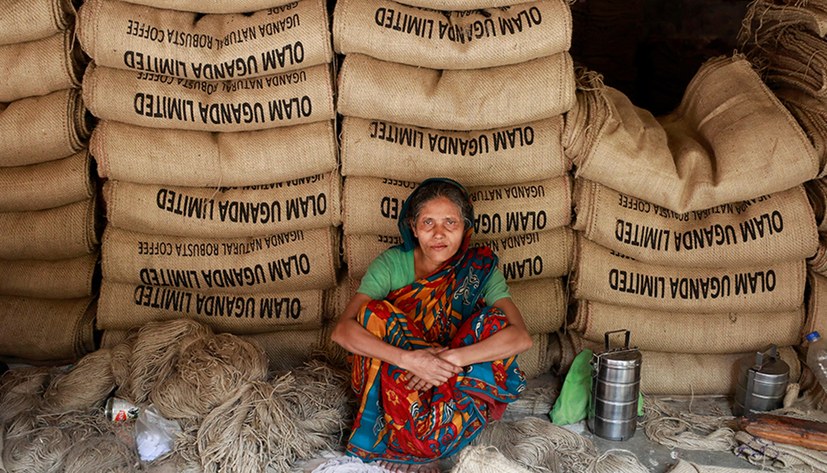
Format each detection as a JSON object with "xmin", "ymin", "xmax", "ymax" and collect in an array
[{"xmin": 407, "ymin": 181, "xmax": 473, "ymax": 230}]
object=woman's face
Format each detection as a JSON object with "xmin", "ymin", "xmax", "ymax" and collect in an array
[{"xmin": 412, "ymin": 196, "xmax": 465, "ymax": 267}]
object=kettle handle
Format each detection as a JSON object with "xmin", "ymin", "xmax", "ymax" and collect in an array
[
  {"xmin": 753, "ymin": 345, "xmax": 779, "ymax": 370},
  {"xmin": 604, "ymin": 329, "xmax": 631, "ymax": 351}
]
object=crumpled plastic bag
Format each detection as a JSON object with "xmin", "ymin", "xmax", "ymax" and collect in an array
[{"xmin": 135, "ymin": 404, "xmax": 181, "ymax": 462}]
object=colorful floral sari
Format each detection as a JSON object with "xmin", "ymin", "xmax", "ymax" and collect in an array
[{"xmin": 346, "ymin": 209, "xmax": 527, "ymax": 464}]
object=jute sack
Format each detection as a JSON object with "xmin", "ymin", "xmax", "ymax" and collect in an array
[
  {"xmin": 91, "ymin": 120, "xmax": 337, "ymax": 186},
  {"xmin": 572, "ymin": 238, "xmax": 807, "ymax": 313},
  {"xmin": 82, "ymin": 62, "xmax": 335, "ymax": 132},
  {"xmin": 805, "ymin": 179, "xmax": 827, "ymax": 232},
  {"xmin": 337, "ymin": 53, "xmax": 576, "ymax": 131},
  {"xmin": 763, "ymin": 28, "xmax": 827, "ymax": 98},
  {"xmin": 0, "ymin": 296, "xmax": 95, "ymax": 362},
  {"xmin": 741, "ymin": 0, "xmax": 827, "ymax": 40},
  {"xmin": 340, "ymin": 117, "xmax": 568, "ymax": 186},
  {"xmin": 78, "ymin": 0, "xmax": 332, "ymax": 80},
  {"xmin": 570, "ymin": 56, "xmax": 819, "ymax": 213},
  {"xmin": 775, "ymin": 88, "xmax": 827, "ymax": 177},
  {"xmin": 806, "ymin": 271, "xmax": 827, "ymax": 338},
  {"xmin": 345, "ymin": 229, "xmax": 573, "ymax": 280},
  {"xmin": 573, "ymin": 179, "xmax": 819, "ymax": 267},
  {"xmin": 811, "ymin": 234, "xmax": 827, "ymax": 276},
  {"xmin": 518, "ymin": 333, "xmax": 552, "ymax": 380},
  {"xmin": 0, "ymin": 0, "xmax": 73, "ymax": 45},
  {"xmin": 0, "ymin": 254, "xmax": 97, "ymax": 299},
  {"xmin": 102, "ymin": 226, "xmax": 339, "ymax": 292},
  {"xmin": 0, "ymin": 198, "xmax": 99, "ymax": 260},
  {"xmin": 386, "ymin": 0, "xmax": 527, "ymax": 10},
  {"xmin": 244, "ymin": 328, "xmax": 323, "ymax": 372},
  {"xmin": 0, "ymin": 88, "xmax": 91, "ymax": 167},
  {"xmin": 0, "ymin": 151, "xmax": 93, "ymax": 212},
  {"xmin": 117, "ymin": 0, "xmax": 297, "ymax": 14},
  {"xmin": 333, "ymin": 0, "xmax": 571, "ymax": 70},
  {"xmin": 572, "ymin": 300, "xmax": 804, "ymax": 354},
  {"xmin": 342, "ymin": 176, "xmax": 571, "ymax": 238},
  {"xmin": 566, "ymin": 333, "xmax": 801, "ymax": 395},
  {"xmin": 97, "ymin": 280, "xmax": 325, "ymax": 334},
  {"xmin": 104, "ymin": 173, "xmax": 341, "ymax": 238},
  {"xmin": 0, "ymin": 30, "xmax": 84, "ymax": 102}
]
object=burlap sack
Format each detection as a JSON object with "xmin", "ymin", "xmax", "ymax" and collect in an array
[
  {"xmin": 807, "ymin": 271, "xmax": 827, "ymax": 338},
  {"xmin": 342, "ymin": 176, "xmax": 571, "ymax": 238},
  {"xmin": 639, "ymin": 346, "xmax": 799, "ymax": 395},
  {"xmin": 572, "ymin": 238, "xmax": 807, "ymax": 313},
  {"xmin": 763, "ymin": 29, "xmax": 827, "ymax": 98},
  {"xmin": 0, "ymin": 30, "xmax": 84, "ymax": 102},
  {"xmin": 0, "ymin": 254, "xmax": 97, "ymax": 299},
  {"xmin": 82, "ymin": 62, "xmax": 335, "ymax": 132},
  {"xmin": 0, "ymin": 0, "xmax": 73, "ymax": 45},
  {"xmin": 572, "ymin": 300, "xmax": 804, "ymax": 354},
  {"xmin": 97, "ymin": 280, "xmax": 325, "ymax": 334},
  {"xmin": 741, "ymin": 0, "xmax": 827, "ymax": 39},
  {"xmin": 337, "ymin": 53, "xmax": 575, "ymax": 131},
  {"xmin": 570, "ymin": 56, "xmax": 819, "ymax": 212},
  {"xmin": 244, "ymin": 328, "xmax": 323, "ymax": 372},
  {"xmin": 0, "ymin": 296, "xmax": 96, "ymax": 362},
  {"xmin": 78, "ymin": 0, "xmax": 332, "ymax": 80},
  {"xmin": 102, "ymin": 226, "xmax": 338, "ymax": 292},
  {"xmin": 574, "ymin": 180, "xmax": 819, "ymax": 267},
  {"xmin": 388, "ymin": 0, "xmax": 526, "ymax": 9},
  {"xmin": 345, "ymin": 228, "xmax": 573, "ymax": 281},
  {"xmin": 118, "ymin": 0, "xmax": 297, "ymax": 14},
  {"xmin": 0, "ymin": 88, "xmax": 91, "ymax": 167},
  {"xmin": 104, "ymin": 173, "xmax": 341, "ymax": 238},
  {"xmin": 518, "ymin": 333, "xmax": 551, "ymax": 380},
  {"xmin": 775, "ymin": 88, "xmax": 827, "ymax": 177},
  {"xmin": 805, "ymin": 179, "xmax": 827, "ymax": 232},
  {"xmin": 0, "ymin": 151, "xmax": 93, "ymax": 212},
  {"xmin": 340, "ymin": 117, "xmax": 568, "ymax": 186},
  {"xmin": 91, "ymin": 120, "xmax": 337, "ymax": 186},
  {"xmin": 333, "ymin": 0, "xmax": 571, "ymax": 69},
  {"xmin": 0, "ymin": 198, "xmax": 99, "ymax": 260}
]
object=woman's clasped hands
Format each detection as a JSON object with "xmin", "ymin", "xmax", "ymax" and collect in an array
[{"xmin": 400, "ymin": 346, "xmax": 462, "ymax": 391}]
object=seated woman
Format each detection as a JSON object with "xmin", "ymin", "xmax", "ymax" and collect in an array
[{"xmin": 331, "ymin": 178, "xmax": 533, "ymax": 472}]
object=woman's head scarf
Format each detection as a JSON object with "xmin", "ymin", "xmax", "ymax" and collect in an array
[{"xmin": 397, "ymin": 178, "xmax": 475, "ymax": 252}]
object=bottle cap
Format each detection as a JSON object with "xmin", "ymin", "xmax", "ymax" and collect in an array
[{"xmin": 806, "ymin": 331, "xmax": 821, "ymax": 343}]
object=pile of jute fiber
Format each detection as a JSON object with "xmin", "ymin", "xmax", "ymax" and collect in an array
[
  {"xmin": 334, "ymin": 0, "xmax": 579, "ymax": 379},
  {"xmin": 0, "ymin": 0, "xmax": 100, "ymax": 365},
  {"xmin": 76, "ymin": 0, "xmax": 347, "ymax": 370},
  {"xmin": 0, "ymin": 319, "xmax": 352, "ymax": 472}
]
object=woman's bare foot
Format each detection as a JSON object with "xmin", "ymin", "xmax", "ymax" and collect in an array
[{"xmin": 375, "ymin": 460, "xmax": 439, "ymax": 473}]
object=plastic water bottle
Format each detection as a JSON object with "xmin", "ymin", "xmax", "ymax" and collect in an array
[{"xmin": 806, "ymin": 331, "xmax": 827, "ymax": 391}]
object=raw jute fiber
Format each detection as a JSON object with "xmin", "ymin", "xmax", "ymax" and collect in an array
[
  {"xmin": 91, "ymin": 119, "xmax": 337, "ymax": 186},
  {"xmin": 102, "ymin": 226, "xmax": 338, "ymax": 293},
  {"xmin": 97, "ymin": 280, "xmax": 326, "ymax": 333},
  {"xmin": 740, "ymin": 0, "xmax": 827, "ymax": 40},
  {"xmin": 0, "ymin": 254, "xmax": 97, "ymax": 299},
  {"xmin": 0, "ymin": 367, "xmax": 53, "ymax": 425},
  {"xmin": 150, "ymin": 333, "xmax": 268, "ymax": 419},
  {"xmin": 569, "ymin": 56, "xmax": 819, "ymax": 213},
  {"xmin": 452, "ymin": 447, "xmax": 532, "ymax": 473},
  {"xmin": 572, "ymin": 300, "xmax": 804, "ymax": 354},
  {"xmin": 0, "ymin": 0, "xmax": 73, "ymax": 45},
  {"xmin": 807, "ymin": 271, "xmax": 827, "ymax": 338},
  {"xmin": 572, "ymin": 237, "xmax": 807, "ymax": 313},
  {"xmin": 668, "ymin": 459, "xmax": 757, "ymax": 473},
  {"xmin": 193, "ymin": 360, "xmax": 351, "ymax": 473},
  {"xmin": 41, "ymin": 348, "xmax": 115, "ymax": 414},
  {"xmin": 343, "ymin": 175, "xmax": 571, "ymax": 238},
  {"xmin": 0, "ymin": 151, "xmax": 93, "ymax": 212},
  {"xmin": 118, "ymin": 0, "xmax": 296, "ymax": 14},
  {"xmin": 0, "ymin": 29, "xmax": 84, "ymax": 102},
  {"xmin": 78, "ymin": 0, "xmax": 332, "ymax": 80},
  {"xmin": 574, "ymin": 179, "xmax": 819, "ymax": 267},
  {"xmin": 340, "ymin": 116, "xmax": 569, "ymax": 186},
  {"xmin": 0, "ymin": 88, "xmax": 91, "ymax": 167},
  {"xmin": 0, "ymin": 296, "xmax": 95, "ymax": 362},
  {"xmin": 337, "ymin": 53, "xmax": 576, "ymax": 131},
  {"xmin": 776, "ymin": 87, "xmax": 827, "ymax": 177},
  {"xmin": 0, "ymin": 198, "xmax": 99, "ymax": 260},
  {"xmin": 760, "ymin": 28, "xmax": 827, "ymax": 98},
  {"xmin": 334, "ymin": 0, "xmax": 571, "ymax": 70},
  {"xmin": 82, "ymin": 62, "xmax": 335, "ymax": 132},
  {"xmin": 642, "ymin": 397, "xmax": 736, "ymax": 454},
  {"xmin": 104, "ymin": 173, "xmax": 341, "ymax": 238}
]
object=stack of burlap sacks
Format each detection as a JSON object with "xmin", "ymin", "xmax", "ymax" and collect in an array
[
  {"xmin": 75, "ymin": 0, "xmax": 344, "ymax": 371},
  {"xmin": 562, "ymin": 54, "xmax": 821, "ymax": 395},
  {"xmin": 741, "ymin": 1, "xmax": 827, "ymax": 356},
  {"xmin": 0, "ymin": 0, "xmax": 99, "ymax": 364},
  {"xmin": 333, "ymin": 0, "xmax": 577, "ymax": 379}
]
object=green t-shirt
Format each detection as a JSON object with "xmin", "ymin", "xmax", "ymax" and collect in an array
[{"xmin": 357, "ymin": 247, "xmax": 511, "ymax": 304}]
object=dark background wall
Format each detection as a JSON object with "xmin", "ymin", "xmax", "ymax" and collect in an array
[{"xmin": 570, "ymin": 0, "xmax": 750, "ymax": 115}]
